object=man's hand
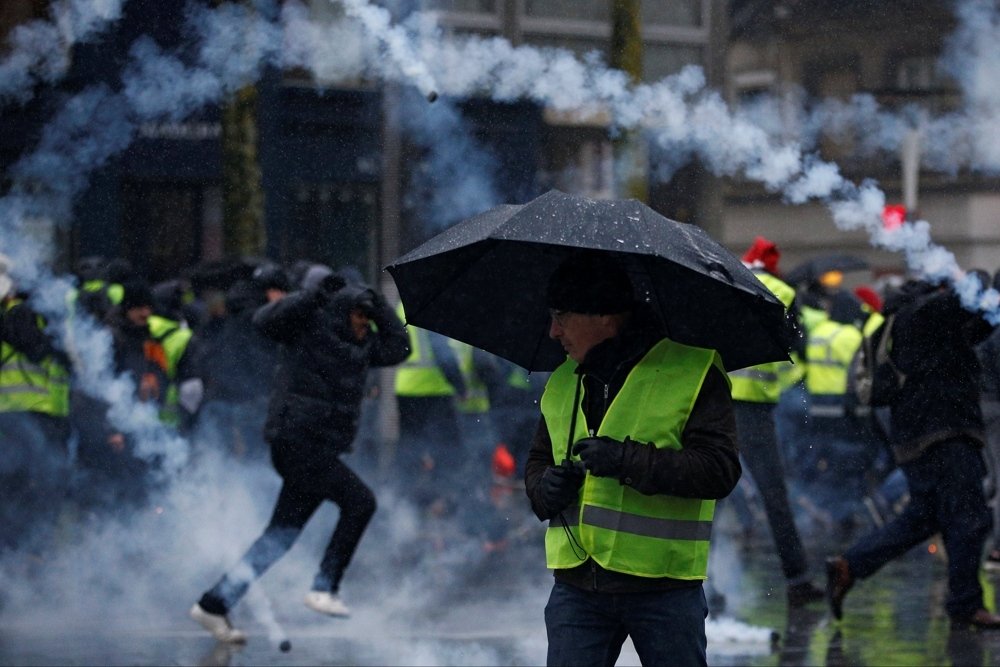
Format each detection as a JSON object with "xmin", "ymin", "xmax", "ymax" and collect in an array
[
  {"xmin": 539, "ymin": 462, "xmax": 585, "ymax": 517},
  {"xmin": 572, "ymin": 436, "xmax": 626, "ymax": 477}
]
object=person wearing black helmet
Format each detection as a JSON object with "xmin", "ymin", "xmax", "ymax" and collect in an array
[{"xmin": 190, "ymin": 266, "xmax": 409, "ymax": 643}]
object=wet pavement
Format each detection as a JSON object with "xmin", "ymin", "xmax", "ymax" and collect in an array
[{"xmin": 3, "ymin": 482, "xmax": 1000, "ymax": 666}]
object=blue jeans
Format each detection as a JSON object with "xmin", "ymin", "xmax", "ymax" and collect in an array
[
  {"xmin": 844, "ymin": 440, "xmax": 991, "ymax": 619},
  {"xmin": 544, "ymin": 581, "xmax": 707, "ymax": 667}
]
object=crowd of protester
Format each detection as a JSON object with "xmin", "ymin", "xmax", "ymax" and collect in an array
[{"xmin": 4, "ymin": 239, "xmax": 1000, "ymax": 632}]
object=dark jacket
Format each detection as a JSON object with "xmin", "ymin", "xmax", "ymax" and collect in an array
[
  {"xmin": 524, "ymin": 311, "xmax": 740, "ymax": 592},
  {"xmin": 884, "ymin": 281, "xmax": 996, "ymax": 463},
  {"xmin": 1, "ymin": 299, "xmax": 68, "ymax": 368},
  {"xmin": 256, "ymin": 284, "xmax": 409, "ymax": 454},
  {"xmin": 198, "ymin": 280, "xmax": 276, "ymax": 403}
]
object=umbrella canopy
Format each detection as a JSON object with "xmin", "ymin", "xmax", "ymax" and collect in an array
[
  {"xmin": 386, "ymin": 190, "xmax": 791, "ymax": 372},
  {"xmin": 784, "ymin": 254, "xmax": 869, "ymax": 286}
]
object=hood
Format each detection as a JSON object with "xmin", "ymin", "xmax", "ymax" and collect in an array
[{"xmin": 301, "ymin": 264, "xmax": 335, "ymax": 292}]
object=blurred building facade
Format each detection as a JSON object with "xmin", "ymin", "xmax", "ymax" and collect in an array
[
  {"xmin": 4, "ymin": 1, "xmax": 995, "ymax": 281},
  {"xmin": 724, "ymin": 0, "xmax": 1000, "ymax": 276},
  {"xmin": 0, "ymin": 0, "xmax": 723, "ymax": 283}
]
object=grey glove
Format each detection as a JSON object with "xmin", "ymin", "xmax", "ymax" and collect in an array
[
  {"xmin": 539, "ymin": 461, "xmax": 586, "ymax": 517},
  {"xmin": 572, "ymin": 436, "xmax": 626, "ymax": 477}
]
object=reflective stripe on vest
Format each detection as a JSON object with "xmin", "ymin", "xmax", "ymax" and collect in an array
[
  {"xmin": 542, "ymin": 338, "xmax": 719, "ymax": 580},
  {"xmin": 0, "ymin": 301, "xmax": 70, "ymax": 416},
  {"xmin": 730, "ymin": 271, "xmax": 796, "ymax": 403},
  {"xmin": 394, "ymin": 303, "xmax": 456, "ymax": 397}
]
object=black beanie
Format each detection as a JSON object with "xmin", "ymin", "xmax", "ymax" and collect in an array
[
  {"xmin": 120, "ymin": 280, "xmax": 154, "ymax": 311},
  {"xmin": 546, "ymin": 251, "xmax": 634, "ymax": 315}
]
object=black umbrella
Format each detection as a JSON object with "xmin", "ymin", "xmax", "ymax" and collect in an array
[
  {"xmin": 784, "ymin": 254, "xmax": 869, "ymax": 286},
  {"xmin": 386, "ymin": 190, "xmax": 791, "ymax": 372}
]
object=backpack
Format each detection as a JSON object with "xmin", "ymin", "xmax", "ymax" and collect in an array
[{"xmin": 847, "ymin": 314, "xmax": 907, "ymax": 412}]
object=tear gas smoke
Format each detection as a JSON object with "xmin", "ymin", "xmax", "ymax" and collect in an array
[
  {"xmin": 3, "ymin": 0, "xmax": 1000, "ymax": 659},
  {"xmin": 0, "ymin": 0, "xmax": 126, "ymax": 105}
]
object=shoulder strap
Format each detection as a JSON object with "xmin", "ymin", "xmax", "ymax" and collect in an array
[{"xmin": 874, "ymin": 314, "xmax": 906, "ymax": 388}]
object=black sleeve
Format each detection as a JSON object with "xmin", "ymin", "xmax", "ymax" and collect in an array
[
  {"xmin": 367, "ymin": 297, "xmax": 411, "ymax": 367},
  {"xmin": 4, "ymin": 303, "xmax": 60, "ymax": 363},
  {"xmin": 617, "ymin": 366, "xmax": 741, "ymax": 499},
  {"xmin": 174, "ymin": 332, "xmax": 200, "ymax": 383},
  {"xmin": 427, "ymin": 331, "xmax": 466, "ymax": 394},
  {"xmin": 252, "ymin": 290, "xmax": 320, "ymax": 343},
  {"xmin": 524, "ymin": 416, "xmax": 557, "ymax": 520}
]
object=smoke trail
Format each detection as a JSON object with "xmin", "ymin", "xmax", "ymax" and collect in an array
[
  {"xmin": 4, "ymin": 0, "xmax": 1000, "ymax": 476},
  {"xmin": 0, "ymin": 0, "xmax": 127, "ymax": 106},
  {"xmin": 332, "ymin": 0, "xmax": 1000, "ymax": 319},
  {"xmin": 398, "ymin": 88, "xmax": 502, "ymax": 232}
]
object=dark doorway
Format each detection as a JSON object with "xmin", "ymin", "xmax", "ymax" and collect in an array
[
  {"xmin": 121, "ymin": 180, "xmax": 205, "ymax": 282},
  {"xmin": 281, "ymin": 182, "xmax": 378, "ymax": 281}
]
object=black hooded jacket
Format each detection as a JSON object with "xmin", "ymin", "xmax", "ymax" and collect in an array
[
  {"xmin": 255, "ymin": 284, "xmax": 409, "ymax": 454},
  {"xmin": 883, "ymin": 280, "xmax": 996, "ymax": 463}
]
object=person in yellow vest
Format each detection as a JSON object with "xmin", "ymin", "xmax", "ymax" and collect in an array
[
  {"xmin": 448, "ymin": 337, "xmax": 495, "ymax": 455},
  {"xmin": 524, "ymin": 252, "xmax": 740, "ymax": 667},
  {"xmin": 150, "ymin": 279, "xmax": 202, "ymax": 434},
  {"xmin": 729, "ymin": 237, "xmax": 825, "ymax": 607},
  {"xmin": 0, "ymin": 256, "xmax": 72, "ymax": 552},
  {"xmin": 800, "ymin": 291, "xmax": 879, "ymax": 541},
  {"xmin": 394, "ymin": 302, "xmax": 467, "ymax": 512},
  {"xmin": 75, "ymin": 280, "xmax": 170, "ymax": 512}
]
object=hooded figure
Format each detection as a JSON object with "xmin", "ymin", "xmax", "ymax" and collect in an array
[{"xmin": 191, "ymin": 272, "xmax": 409, "ymax": 643}]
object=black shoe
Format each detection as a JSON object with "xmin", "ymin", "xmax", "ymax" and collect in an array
[
  {"xmin": 825, "ymin": 556, "xmax": 853, "ymax": 620},
  {"xmin": 787, "ymin": 581, "xmax": 824, "ymax": 608}
]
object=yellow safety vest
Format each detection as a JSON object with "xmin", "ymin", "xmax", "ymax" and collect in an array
[
  {"xmin": 148, "ymin": 315, "xmax": 193, "ymax": 425},
  {"xmin": 0, "ymin": 300, "xmax": 70, "ymax": 417},
  {"xmin": 448, "ymin": 339, "xmax": 490, "ymax": 414},
  {"xmin": 394, "ymin": 303, "xmax": 457, "ymax": 398},
  {"xmin": 805, "ymin": 318, "xmax": 863, "ymax": 417},
  {"xmin": 729, "ymin": 271, "xmax": 797, "ymax": 403},
  {"xmin": 542, "ymin": 338, "xmax": 722, "ymax": 579}
]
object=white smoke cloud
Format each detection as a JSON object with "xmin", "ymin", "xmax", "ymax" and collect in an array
[
  {"xmin": 0, "ymin": 0, "xmax": 126, "ymax": 106},
  {"xmin": 4, "ymin": 1, "xmax": 1000, "ymax": 659}
]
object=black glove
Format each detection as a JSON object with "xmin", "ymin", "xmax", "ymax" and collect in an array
[
  {"xmin": 539, "ymin": 461, "xmax": 585, "ymax": 517},
  {"xmin": 572, "ymin": 436, "xmax": 626, "ymax": 478}
]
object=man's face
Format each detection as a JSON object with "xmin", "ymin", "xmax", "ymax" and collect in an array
[
  {"xmin": 349, "ymin": 307, "xmax": 371, "ymax": 341},
  {"xmin": 548, "ymin": 310, "xmax": 621, "ymax": 363},
  {"xmin": 126, "ymin": 305, "xmax": 152, "ymax": 328}
]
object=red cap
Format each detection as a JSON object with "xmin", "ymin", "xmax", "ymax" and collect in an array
[
  {"xmin": 854, "ymin": 285, "xmax": 883, "ymax": 313},
  {"xmin": 742, "ymin": 236, "xmax": 781, "ymax": 275}
]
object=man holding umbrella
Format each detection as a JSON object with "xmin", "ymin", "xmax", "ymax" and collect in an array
[
  {"xmin": 523, "ymin": 251, "xmax": 740, "ymax": 667},
  {"xmin": 387, "ymin": 190, "xmax": 793, "ymax": 667}
]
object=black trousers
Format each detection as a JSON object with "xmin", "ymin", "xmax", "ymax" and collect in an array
[
  {"xmin": 201, "ymin": 441, "xmax": 376, "ymax": 613},
  {"xmin": 733, "ymin": 400, "xmax": 809, "ymax": 582}
]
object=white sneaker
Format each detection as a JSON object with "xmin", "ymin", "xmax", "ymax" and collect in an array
[
  {"xmin": 303, "ymin": 591, "xmax": 351, "ymax": 617},
  {"xmin": 189, "ymin": 603, "xmax": 247, "ymax": 644}
]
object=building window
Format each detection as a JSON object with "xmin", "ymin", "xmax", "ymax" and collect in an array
[
  {"xmin": 423, "ymin": 0, "xmax": 497, "ymax": 12},
  {"xmin": 643, "ymin": 1, "xmax": 704, "ymax": 28},
  {"xmin": 644, "ymin": 43, "xmax": 703, "ymax": 81},
  {"xmin": 522, "ymin": 34, "xmax": 607, "ymax": 60},
  {"xmin": 895, "ymin": 55, "xmax": 943, "ymax": 92},
  {"xmin": 282, "ymin": 183, "xmax": 378, "ymax": 279},
  {"xmin": 524, "ymin": 0, "xmax": 609, "ymax": 22},
  {"xmin": 121, "ymin": 181, "xmax": 205, "ymax": 283}
]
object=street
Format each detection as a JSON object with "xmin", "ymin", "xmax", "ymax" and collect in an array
[{"xmin": 1, "ymin": 460, "xmax": 998, "ymax": 667}]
